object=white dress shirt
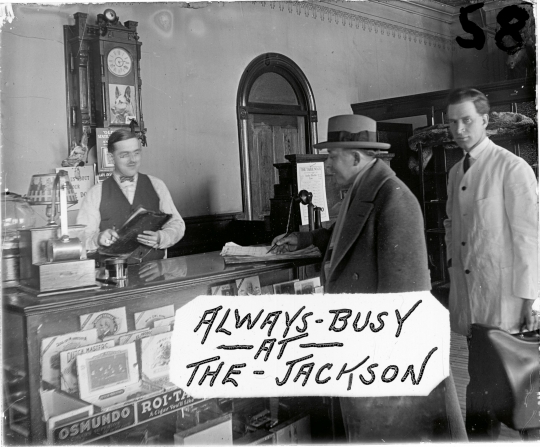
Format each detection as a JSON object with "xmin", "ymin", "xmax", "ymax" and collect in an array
[{"xmin": 77, "ymin": 173, "xmax": 185, "ymax": 254}]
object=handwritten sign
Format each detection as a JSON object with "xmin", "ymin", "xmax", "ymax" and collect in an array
[
  {"xmin": 170, "ymin": 291, "xmax": 449, "ymax": 398},
  {"xmin": 296, "ymin": 162, "xmax": 329, "ymax": 225},
  {"xmin": 456, "ymin": 2, "xmax": 532, "ymax": 53}
]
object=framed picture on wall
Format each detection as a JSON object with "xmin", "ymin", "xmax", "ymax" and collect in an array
[
  {"xmin": 96, "ymin": 128, "xmax": 115, "ymax": 172},
  {"xmin": 100, "ymin": 147, "xmax": 115, "ymax": 171},
  {"xmin": 109, "ymin": 84, "xmax": 137, "ymax": 126}
]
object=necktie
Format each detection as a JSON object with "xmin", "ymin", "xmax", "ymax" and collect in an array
[
  {"xmin": 120, "ymin": 175, "xmax": 134, "ymax": 183},
  {"xmin": 463, "ymin": 153, "xmax": 471, "ymax": 174}
]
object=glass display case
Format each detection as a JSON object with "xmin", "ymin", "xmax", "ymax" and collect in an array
[{"xmin": 2, "ymin": 251, "xmax": 333, "ymax": 445}]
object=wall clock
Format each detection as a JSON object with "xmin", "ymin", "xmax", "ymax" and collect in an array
[
  {"xmin": 64, "ymin": 11, "xmax": 146, "ymax": 155},
  {"xmin": 107, "ymin": 47, "xmax": 132, "ymax": 77}
]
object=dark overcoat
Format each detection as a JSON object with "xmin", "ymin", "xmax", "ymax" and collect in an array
[
  {"xmin": 297, "ymin": 159, "xmax": 431, "ymax": 294},
  {"xmin": 296, "ymin": 160, "xmax": 466, "ymax": 442}
]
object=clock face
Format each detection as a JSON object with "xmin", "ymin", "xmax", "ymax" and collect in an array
[
  {"xmin": 104, "ymin": 9, "xmax": 117, "ymax": 22},
  {"xmin": 107, "ymin": 47, "xmax": 132, "ymax": 77}
]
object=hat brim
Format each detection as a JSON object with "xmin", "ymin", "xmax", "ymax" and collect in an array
[{"xmin": 313, "ymin": 141, "xmax": 391, "ymax": 150}]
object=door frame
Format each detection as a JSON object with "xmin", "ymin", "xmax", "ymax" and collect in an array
[{"xmin": 237, "ymin": 53, "xmax": 318, "ymax": 220}]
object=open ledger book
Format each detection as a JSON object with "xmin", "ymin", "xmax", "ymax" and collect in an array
[
  {"xmin": 99, "ymin": 205, "xmax": 172, "ymax": 256},
  {"xmin": 220, "ymin": 242, "xmax": 322, "ymax": 265}
]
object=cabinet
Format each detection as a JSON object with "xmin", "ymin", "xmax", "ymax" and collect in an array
[
  {"xmin": 417, "ymin": 145, "xmax": 462, "ymax": 288},
  {"xmin": 2, "ymin": 251, "xmax": 329, "ymax": 445}
]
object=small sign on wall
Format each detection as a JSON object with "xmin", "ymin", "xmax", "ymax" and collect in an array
[
  {"xmin": 55, "ymin": 166, "xmax": 95, "ymax": 211},
  {"xmin": 96, "ymin": 128, "xmax": 115, "ymax": 172},
  {"xmin": 296, "ymin": 162, "xmax": 330, "ymax": 225}
]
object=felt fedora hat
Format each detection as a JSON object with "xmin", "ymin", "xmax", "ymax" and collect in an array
[{"xmin": 313, "ymin": 115, "xmax": 391, "ymax": 150}]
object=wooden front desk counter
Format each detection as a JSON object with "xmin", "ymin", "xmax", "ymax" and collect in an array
[{"xmin": 3, "ymin": 251, "xmax": 323, "ymax": 444}]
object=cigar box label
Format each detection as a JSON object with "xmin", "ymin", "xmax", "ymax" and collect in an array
[
  {"xmin": 41, "ymin": 329, "xmax": 98, "ymax": 388},
  {"xmin": 210, "ymin": 283, "xmax": 236, "ymax": 296},
  {"xmin": 236, "ymin": 275, "xmax": 262, "ymax": 296},
  {"xmin": 134, "ymin": 305, "xmax": 175, "ymax": 330},
  {"xmin": 104, "ymin": 328, "xmax": 151, "ymax": 346},
  {"xmin": 53, "ymin": 403, "xmax": 136, "ymax": 444},
  {"xmin": 80, "ymin": 307, "xmax": 128, "ymax": 340},
  {"xmin": 153, "ymin": 316, "xmax": 175, "ymax": 328},
  {"xmin": 77, "ymin": 343, "xmax": 139, "ymax": 401},
  {"xmin": 137, "ymin": 388, "xmax": 201, "ymax": 423},
  {"xmin": 293, "ymin": 276, "xmax": 321, "ymax": 295},
  {"xmin": 60, "ymin": 340, "xmax": 115, "ymax": 394},
  {"xmin": 141, "ymin": 332, "xmax": 172, "ymax": 381}
]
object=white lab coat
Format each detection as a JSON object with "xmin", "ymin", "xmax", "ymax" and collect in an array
[{"xmin": 444, "ymin": 138, "xmax": 538, "ymax": 336}]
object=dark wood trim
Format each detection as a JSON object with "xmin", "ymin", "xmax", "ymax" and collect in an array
[
  {"xmin": 247, "ymin": 107, "xmax": 308, "ymax": 116},
  {"xmin": 351, "ymin": 78, "xmax": 536, "ymax": 123},
  {"xmin": 182, "ymin": 213, "xmax": 241, "ymax": 225},
  {"xmin": 236, "ymin": 53, "xmax": 319, "ymax": 219},
  {"xmin": 169, "ymin": 214, "xmax": 272, "ymax": 257}
]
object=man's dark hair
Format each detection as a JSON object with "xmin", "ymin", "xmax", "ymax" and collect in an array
[
  {"xmin": 107, "ymin": 128, "xmax": 138, "ymax": 152},
  {"xmin": 447, "ymin": 88, "xmax": 490, "ymax": 115}
]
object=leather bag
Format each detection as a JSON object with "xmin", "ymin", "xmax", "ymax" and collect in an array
[{"xmin": 469, "ymin": 323, "xmax": 540, "ymax": 430}]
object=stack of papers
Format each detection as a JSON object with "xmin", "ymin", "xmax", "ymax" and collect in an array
[{"xmin": 220, "ymin": 242, "xmax": 322, "ymax": 265}]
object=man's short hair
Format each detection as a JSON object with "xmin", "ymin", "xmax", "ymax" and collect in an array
[
  {"xmin": 107, "ymin": 128, "xmax": 138, "ymax": 152},
  {"xmin": 447, "ymin": 88, "xmax": 490, "ymax": 115}
]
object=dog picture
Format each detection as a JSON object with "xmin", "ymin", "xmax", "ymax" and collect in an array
[{"xmin": 109, "ymin": 84, "xmax": 136, "ymax": 125}]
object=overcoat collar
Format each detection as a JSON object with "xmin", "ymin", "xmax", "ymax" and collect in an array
[{"xmin": 326, "ymin": 159, "xmax": 396, "ymax": 280}]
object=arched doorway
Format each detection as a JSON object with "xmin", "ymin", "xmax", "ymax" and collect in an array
[{"xmin": 237, "ymin": 53, "xmax": 317, "ymax": 220}]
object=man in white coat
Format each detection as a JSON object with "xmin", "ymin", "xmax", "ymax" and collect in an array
[{"xmin": 444, "ymin": 88, "xmax": 539, "ymax": 440}]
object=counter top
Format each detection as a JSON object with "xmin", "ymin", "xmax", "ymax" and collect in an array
[{"xmin": 3, "ymin": 251, "xmax": 320, "ymax": 315}]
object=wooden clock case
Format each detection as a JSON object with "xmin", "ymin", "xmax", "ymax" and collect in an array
[{"xmin": 63, "ymin": 12, "xmax": 145, "ymax": 153}]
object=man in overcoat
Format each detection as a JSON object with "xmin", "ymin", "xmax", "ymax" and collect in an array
[
  {"xmin": 444, "ymin": 88, "xmax": 539, "ymax": 439},
  {"xmin": 272, "ymin": 115, "xmax": 466, "ymax": 442},
  {"xmin": 272, "ymin": 114, "xmax": 430, "ymax": 294}
]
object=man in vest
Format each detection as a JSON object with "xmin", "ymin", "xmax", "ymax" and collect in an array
[{"xmin": 77, "ymin": 128, "xmax": 185, "ymax": 262}]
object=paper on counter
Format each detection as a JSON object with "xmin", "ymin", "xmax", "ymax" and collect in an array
[{"xmin": 220, "ymin": 245, "xmax": 271, "ymax": 257}]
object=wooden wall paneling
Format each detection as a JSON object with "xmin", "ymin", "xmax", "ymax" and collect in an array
[
  {"xmin": 168, "ymin": 215, "xmax": 273, "ymax": 258},
  {"xmin": 351, "ymin": 79, "xmax": 536, "ymax": 124},
  {"xmin": 376, "ymin": 122, "xmax": 419, "ymax": 202}
]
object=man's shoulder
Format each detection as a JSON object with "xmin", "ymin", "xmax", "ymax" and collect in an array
[
  {"xmin": 145, "ymin": 174, "xmax": 171, "ymax": 193},
  {"xmin": 78, "ymin": 181, "xmax": 102, "ymax": 209},
  {"xmin": 376, "ymin": 173, "xmax": 418, "ymax": 207},
  {"xmin": 86, "ymin": 181, "xmax": 103, "ymax": 195},
  {"xmin": 144, "ymin": 173, "xmax": 164, "ymax": 183},
  {"xmin": 488, "ymin": 140, "xmax": 525, "ymax": 162},
  {"xmin": 483, "ymin": 141, "xmax": 533, "ymax": 174}
]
